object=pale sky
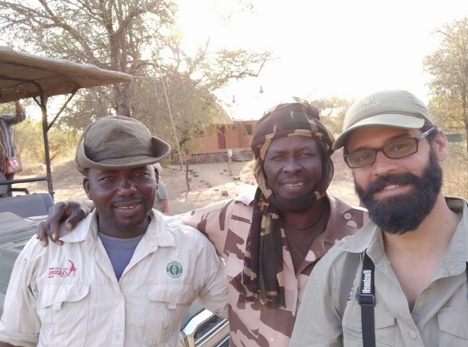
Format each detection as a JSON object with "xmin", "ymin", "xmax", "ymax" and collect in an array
[
  {"xmin": 176, "ymin": 0, "xmax": 468, "ymax": 120},
  {"xmin": 2, "ymin": 1, "xmax": 466, "ymax": 122}
]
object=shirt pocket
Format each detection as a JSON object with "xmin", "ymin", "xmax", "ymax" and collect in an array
[
  {"xmin": 144, "ymin": 284, "xmax": 194, "ymax": 345},
  {"xmin": 438, "ymin": 307, "xmax": 468, "ymax": 344},
  {"xmin": 343, "ymin": 300, "xmax": 396, "ymax": 347},
  {"xmin": 38, "ymin": 284, "xmax": 90, "ymax": 346}
]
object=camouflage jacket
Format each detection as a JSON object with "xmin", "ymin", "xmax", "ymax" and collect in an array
[{"xmin": 180, "ymin": 192, "xmax": 368, "ymax": 347}]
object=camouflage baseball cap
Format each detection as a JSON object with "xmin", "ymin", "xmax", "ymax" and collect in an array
[
  {"xmin": 75, "ymin": 116, "xmax": 171, "ymax": 175},
  {"xmin": 333, "ymin": 90, "xmax": 433, "ymax": 150}
]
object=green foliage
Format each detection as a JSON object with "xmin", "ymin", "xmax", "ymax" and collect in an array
[
  {"xmin": 424, "ymin": 16, "xmax": 468, "ymax": 150},
  {"xmin": 427, "ymin": 96, "xmax": 464, "ymax": 133},
  {"xmin": 424, "ymin": 16, "xmax": 468, "ymax": 198},
  {"xmin": 14, "ymin": 119, "xmax": 44, "ymax": 163},
  {"xmin": 14, "ymin": 119, "xmax": 79, "ymax": 166},
  {"xmin": 441, "ymin": 142, "xmax": 468, "ymax": 198},
  {"xmin": 0, "ymin": 0, "xmax": 272, "ymax": 153},
  {"xmin": 311, "ymin": 97, "xmax": 352, "ymax": 136}
]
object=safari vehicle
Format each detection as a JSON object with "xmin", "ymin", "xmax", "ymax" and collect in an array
[{"xmin": 0, "ymin": 46, "xmax": 229, "ymax": 346}]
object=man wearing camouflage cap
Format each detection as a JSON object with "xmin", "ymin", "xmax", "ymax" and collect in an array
[
  {"xmin": 0, "ymin": 116, "xmax": 228, "ymax": 347},
  {"xmin": 291, "ymin": 90, "xmax": 468, "ymax": 347},
  {"xmin": 36, "ymin": 99, "xmax": 368, "ymax": 346}
]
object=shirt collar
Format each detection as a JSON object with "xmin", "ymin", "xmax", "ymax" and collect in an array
[
  {"xmin": 143, "ymin": 210, "xmax": 177, "ymax": 250},
  {"xmin": 323, "ymin": 194, "xmax": 367, "ymax": 246},
  {"xmin": 233, "ymin": 189, "xmax": 257, "ymax": 206},
  {"xmin": 442, "ymin": 197, "xmax": 468, "ymax": 269},
  {"xmin": 58, "ymin": 211, "xmax": 96, "ymax": 243},
  {"xmin": 338, "ymin": 196, "xmax": 468, "ymax": 265},
  {"xmin": 59, "ymin": 209, "xmax": 177, "ymax": 251}
]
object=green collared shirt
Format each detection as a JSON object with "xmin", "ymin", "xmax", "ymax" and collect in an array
[{"xmin": 291, "ymin": 197, "xmax": 468, "ymax": 347}]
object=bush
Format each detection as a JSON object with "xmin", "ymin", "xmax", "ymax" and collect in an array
[{"xmin": 14, "ymin": 119, "xmax": 79, "ymax": 168}]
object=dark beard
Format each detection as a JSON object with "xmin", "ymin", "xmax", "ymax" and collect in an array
[{"xmin": 355, "ymin": 150, "xmax": 443, "ymax": 234}]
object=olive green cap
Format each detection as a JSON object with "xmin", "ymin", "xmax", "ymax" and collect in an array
[{"xmin": 333, "ymin": 90, "xmax": 433, "ymax": 150}]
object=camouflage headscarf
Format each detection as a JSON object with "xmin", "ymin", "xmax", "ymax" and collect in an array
[{"xmin": 231, "ymin": 98, "xmax": 335, "ymax": 308}]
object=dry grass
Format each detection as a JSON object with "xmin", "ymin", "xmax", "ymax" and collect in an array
[
  {"xmin": 12, "ymin": 151, "xmax": 360, "ymax": 214},
  {"xmin": 14, "ymin": 147, "xmax": 468, "ymax": 215}
]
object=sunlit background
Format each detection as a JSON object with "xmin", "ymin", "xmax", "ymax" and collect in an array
[
  {"xmin": 0, "ymin": 0, "xmax": 467, "ymax": 201},
  {"xmin": 176, "ymin": 0, "xmax": 467, "ymax": 120}
]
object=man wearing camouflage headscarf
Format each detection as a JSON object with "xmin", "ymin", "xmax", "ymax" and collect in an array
[{"xmin": 37, "ymin": 99, "xmax": 368, "ymax": 347}]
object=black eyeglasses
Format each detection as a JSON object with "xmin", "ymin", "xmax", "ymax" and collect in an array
[{"xmin": 344, "ymin": 127, "xmax": 436, "ymax": 169}]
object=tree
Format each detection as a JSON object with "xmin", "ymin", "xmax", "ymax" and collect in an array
[
  {"xmin": 311, "ymin": 97, "xmax": 352, "ymax": 136},
  {"xmin": 15, "ymin": 119, "xmax": 80, "ymax": 164},
  {"xmin": 0, "ymin": 0, "xmax": 271, "ymax": 151},
  {"xmin": 424, "ymin": 17, "xmax": 468, "ymax": 198},
  {"xmin": 1, "ymin": 0, "xmax": 176, "ymax": 117},
  {"xmin": 424, "ymin": 16, "xmax": 468, "ymax": 152},
  {"xmin": 130, "ymin": 37, "xmax": 270, "ymax": 153}
]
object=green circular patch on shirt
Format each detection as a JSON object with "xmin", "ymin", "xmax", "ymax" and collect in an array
[{"xmin": 166, "ymin": 261, "xmax": 183, "ymax": 278}]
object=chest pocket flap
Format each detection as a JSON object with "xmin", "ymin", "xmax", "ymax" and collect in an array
[
  {"xmin": 41, "ymin": 284, "xmax": 90, "ymax": 310},
  {"xmin": 344, "ymin": 302, "xmax": 396, "ymax": 333},
  {"xmin": 148, "ymin": 284, "xmax": 193, "ymax": 308},
  {"xmin": 439, "ymin": 308, "xmax": 468, "ymax": 339}
]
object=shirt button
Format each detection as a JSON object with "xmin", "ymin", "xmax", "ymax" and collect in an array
[
  {"xmin": 344, "ymin": 212, "xmax": 352, "ymax": 220},
  {"xmin": 269, "ymin": 337, "xmax": 274, "ymax": 342},
  {"xmin": 409, "ymin": 330, "xmax": 417, "ymax": 339},
  {"xmin": 146, "ymin": 338, "xmax": 153, "ymax": 345}
]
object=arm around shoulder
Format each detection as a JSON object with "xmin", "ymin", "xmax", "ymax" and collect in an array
[
  {"xmin": 36, "ymin": 200, "xmax": 95, "ymax": 246},
  {"xmin": 179, "ymin": 198, "xmax": 237, "ymax": 256}
]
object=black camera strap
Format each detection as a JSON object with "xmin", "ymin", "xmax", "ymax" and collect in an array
[
  {"xmin": 359, "ymin": 251, "xmax": 376, "ymax": 347},
  {"xmin": 357, "ymin": 250, "xmax": 468, "ymax": 347}
]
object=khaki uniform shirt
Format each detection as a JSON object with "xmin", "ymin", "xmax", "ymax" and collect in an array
[
  {"xmin": 180, "ymin": 192, "xmax": 367, "ymax": 347},
  {"xmin": 0, "ymin": 210, "xmax": 228, "ymax": 347},
  {"xmin": 290, "ymin": 197, "xmax": 468, "ymax": 347}
]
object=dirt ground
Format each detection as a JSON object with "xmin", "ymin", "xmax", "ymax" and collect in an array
[{"xmin": 14, "ymin": 150, "xmax": 360, "ymax": 214}]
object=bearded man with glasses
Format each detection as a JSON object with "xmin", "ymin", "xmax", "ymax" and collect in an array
[{"xmin": 291, "ymin": 90, "xmax": 468, "ymax": 347}]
